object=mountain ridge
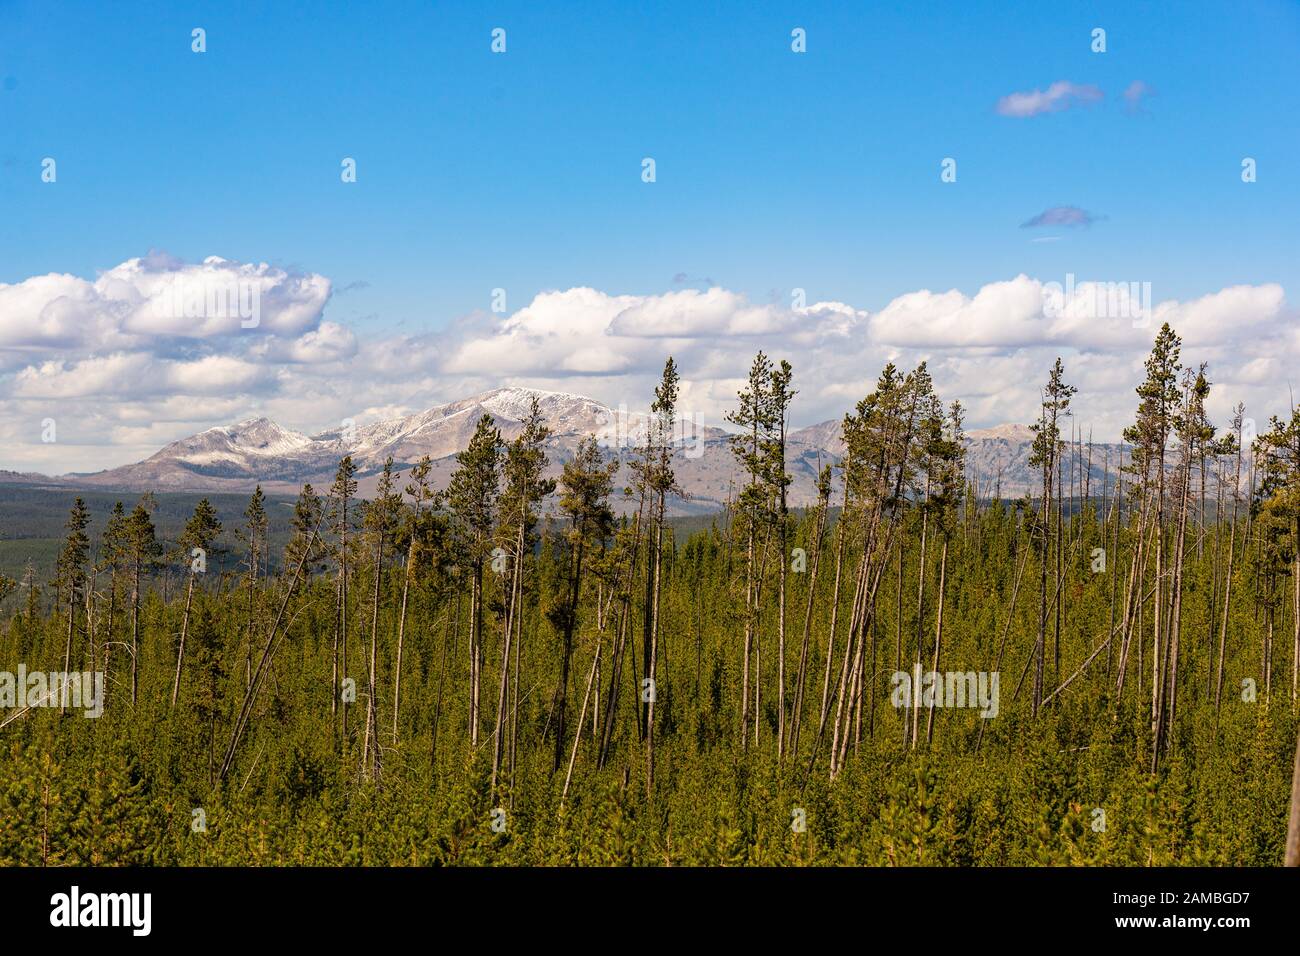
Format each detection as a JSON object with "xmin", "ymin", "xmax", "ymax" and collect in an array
[{"xmin": 27, "ymin": 387, "xmax": 1132, "ymax": 510}]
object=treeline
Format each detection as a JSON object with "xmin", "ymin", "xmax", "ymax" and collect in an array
[{"xmin": 2, "ymin": 323, "xmax": 1299, "ymax": 866}]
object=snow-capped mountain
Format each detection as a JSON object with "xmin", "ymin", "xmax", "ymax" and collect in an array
[
  {"xmin": 786, "ymin": 418, "xmax": 1130, "ymax": 501},
  {"xmin": 64, "ymin": 386, "xmax": 1122, "ymax": 508},
  {"xmin": 71, "ymin": 388, "xmax": 753, "ymax": 512}
]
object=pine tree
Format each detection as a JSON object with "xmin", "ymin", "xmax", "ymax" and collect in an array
[
  {"xmin": 790, "ymin": 462, "xmax": 831, "ymax": 758},
  {"xmin": 767, "ymin": 359, "xmax": 796, "ymax": 762},
  {"xmin": 924, "ymin": 401, "xmax": 965, "ymax": 745},
  {"xmin": 124, "ymin": 496, "xmax": 160, "ymax": 705},
  {"xmin": 1212, "ymin": 406, "xmax": 1245, "ymax": 713},
  {"xmin": 55, "ymin": 498, "xmax": 91, "ymax": 713},
  {"xmin": 331, "ymin": 457, "xmax": 359, "ymax": 745},
  {"xmin": 1028, "ymin": 358, "xmax": 1076, "ymax": 716},
  {"xmin": 726, "ymin": 351, "xmax": 775, "ymax": 748},
  {"xmin": 361, "ymin": 457, "xmax": 402, "ymax": 780},
  {"xmin": 240, "ymin": 486, "xmax": 269, "ymax": 692},
  {"xmin": 1159, "ymin": 365, "xmax": 1214, "ymax": 759},
  {"xmin": 645, "ymin": 357, "xmax": 682, "ymax": 794},
  {"xmin": 448, "ymin": 415, "xmax": 502, "ymax": 749},
  {"xmin": 172, "ymin": 497, "xmax": 222, "ymax": 706},
  {"xmin": 395, "ymin": 457, "xmax": 437, "ymax": 743},
  {"xmin": 99, "ymin": 502, "xmax": 128, "ymax": 708},
  {"xmin": 492, "ymin": 400, "xmax": 554, "ymax": 796},
  {"xmin": 1121, "ymin": 324, "xmax": 1181, "ymax": 764},
  {"xmin": 551, "ymin": 435, "xmax": 616, "ymax": 780},
  {"xmin": 284, "ymin": 483, "xmax": 327, "ymax": 577},
  {"xmin": 1255, "ymin": 404, "xmax": 1300, "ymax": 702}
]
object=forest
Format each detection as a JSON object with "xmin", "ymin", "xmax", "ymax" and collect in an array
[{"xmin": 2, "ymin": 321, "xmax": 1299, "ymax": 866}]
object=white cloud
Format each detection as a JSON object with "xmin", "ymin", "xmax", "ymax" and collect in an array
[
  {"xmin": 996, "ymin": 81, "xmax": 1104, "ymax": 118},
  {"xmin": 0, "ymin": 254, "xmax": 1292, "ymax": 474},
  {"xmin": 0, "ymin": 255, "xmax": 332, "ymax": 363},
  {"xmin": 252, "ymin": 321, "xmax": 358, "ymax": 364}
]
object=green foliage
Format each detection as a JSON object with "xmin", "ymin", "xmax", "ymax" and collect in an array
[{"xmin": 2, "ymin": 338, "xmax": 1299, "ymax": 867}]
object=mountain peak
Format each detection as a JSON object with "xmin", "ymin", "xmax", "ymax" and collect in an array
[
  {"xmin": 471, "ymin": 386, "xmax": 610, "ymax": 424},
  {"xmin": 967, "ymin": 423, "xmax": 1035, "ymax": 443},
  {"xmin": 65, "ymin": 393, "xmax": 1109, "ymax": 506}
]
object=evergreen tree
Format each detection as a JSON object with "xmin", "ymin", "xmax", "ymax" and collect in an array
[
  {"xmin": 645, "ymin": 357, "xmax": 682, "ymax": 794},
  {"xmin": 362, "ymin": 457, "xmax": 402, "ymax": 779},
  {"xmin": 124, "ymin": 496, "xmax": 160, "ymax": 705},
  {"xmin": 551, "ymin": 435, "xmax": 617, "ymax": 776},
  {"xmin": 726, "ymin": 351, "xmax": 775, "ymax": 748},
  {"xmin": 239, "ymin": 486, "xmax": 269, "ymax": 692},
  {"xmin": 448, "ymin": 415, "xmax": 502, "ymax": 749},
  {"xmin": 1027, "ymin": 358, "xmax": 1076, "ymax": 715},
  {"xmin": 492, "ymin": 400, "xmax": 554, "ymax": 795},
  {"xmin": 172, "ymin": 497, "xmax": 222, "ymax": 706},
  {"xmin": 1121, "ymin": 323, "xmax": 1181, "ymax": 762},
  {"xmin": 331, "ymin": 457, "xmax": 359, "ymax": 744},
  {"xmin": 55, "ymin": 498, "xmax": 91, "ymax": 712}
]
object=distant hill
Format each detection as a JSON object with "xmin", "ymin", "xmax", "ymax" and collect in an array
[{"xmin": 9, "ymin": 386, "xmax": 1137, "ymax": 508}]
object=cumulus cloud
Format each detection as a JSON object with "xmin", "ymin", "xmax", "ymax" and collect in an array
[
  {"xmin": 0, "ymin": 254, "xmax": 1293, "ymax": 475},
  {"xmin": 0, "ymin": 255, "xmax": 331, "ymax": 364},
  {"xmin": 252, "ymin": 321, "xmax": 358, "ymax": 364},
  {"xmin": 996, "ymin": 81, "xmax": 1103, "ymax": 118}
]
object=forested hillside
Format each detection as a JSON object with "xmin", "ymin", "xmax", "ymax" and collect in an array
[{"xmin": 2, "ymin": 323, "xmax": 1298, "ymax": 866}]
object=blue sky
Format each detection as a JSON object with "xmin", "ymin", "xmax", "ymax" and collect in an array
[
  {"xmin": 1, "ymin": 0, "xmax": 1298, "ymax": 471},
  {"xmin": 5, "ymin": 0, "xmax": 1296, "ymax": 322}
]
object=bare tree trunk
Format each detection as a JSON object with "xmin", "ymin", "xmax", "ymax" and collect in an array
[
  {"xmin": 131, "ymin": 558, "xmax": 141, "ymax": 705},
  {"xmin": 470, "ymin": 560, "xmax": 482, "ymax": 748},
  {"xmin": 646, "ymin": 497, "xmax": 665, "ymax": 798},
  {"xmin": 976, "ymin": 543, "xmax": 1028, "ymax": 754},
  {"xmin": 752, "ymin": 523, "xmax": 773, "ymax": 749},
  {"xmin": 1157, "ymin": 447, "xmax": 1194, "ymax": 769},
  {"xmin": 598, "ymin": 581, "xmax": 632, "ymax": 768},
  {"xmin": 363, "ymin": 532, "xmax": 384, "ymax": 780},
  {"xmin": 103, "ymin": 575, "xmax": 116, "ymax": 712},
  {"xmin": 492, "ymin": 526, "xmax": 524, "ymax": 795},
  {"xmin": 816, "ymin": 464, "xmax": 850, "ymax": 741},
  {"xmin": 776, "ymin": 416, "xmax": 790, "ymax": 762},
  {"xmin": 1033, "ymin": 450, "xmax": 1052, "ymax": 717},
  {"xmin": 85, "ymin": 568, "xmax": 97, "ymax": 679},
  {"xmin": 218, "ymin": 512, "xmax": 325, "ymax": 781},
  {"xmin": 332, "ymin": 569, "xmax": 341, "ymax": 725},
  {"xmin": 555, "ymin": 525, "xmax": 587, "ymax": 773},
  {"xmin": 1293, "ymin": 516, "xmax": 1299, "ymax": 703},
  {"xmin": 509, "ymin": 573, "xmax": 523, "ymax": 804},
  {"xmin": 61, "ymin": 585, "xmax": 76, "ymax": 715},
  {"xmin": 791, "ymin": 498, "xmax": 828, "ymax": 756},
  {"xmin": 561, "ymin": 635, "xmax": 603, "ymax": 809},
  {"xmin": 393, "ymin": 535, "xmax": 417, "ymax": 741},
  {"xmin": 910, "ymin": 504, "xmax": 930, "ymax": 748},
  {"xmin": 924, "ymin": 537, "xmax": 948, "ymax": 745},
  {"xmin": 830, "ymin": 541, "xmax": 870, "ymax": 773},
  {"xmin": 1116, "ymin": 478, "xmax": 1155, "ymax": 701},
  {"xmin": 171, "ymin": 571, "xmax": 196, "ymax": 707},
  {"xmin": 339, "ymin": 506, "xmax": 350, "ymax": 744},
  {"xmin": 1286, "ymin": 724, "xmax": 1300, "ymax": 865},
  {"xmin": 1151, "ymin": 446, "xmax": 1167, "ymax": 755}
]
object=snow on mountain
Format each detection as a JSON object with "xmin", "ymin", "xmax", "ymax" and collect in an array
[
  {"xmin": 62, "ymin": 388, "xmax": 1118, "ymax": 508},
  {"xmin": 967, "ymin": 423, "xmax": 1036, "ymax": 444},
  {"xmin": 170, "ymin": 418, "xmax": 316, "ymax": 467},
  {"xmin": 72, "ymin": 388, "xmax": 742, "ymax": 509}
]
